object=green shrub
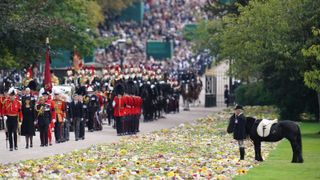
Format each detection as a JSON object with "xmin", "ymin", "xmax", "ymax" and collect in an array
[{"xmin": 234, "ymin": 82, "xmax": 275, "ymax": 106}]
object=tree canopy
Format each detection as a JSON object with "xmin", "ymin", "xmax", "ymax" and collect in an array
[
  {"xmin": 0, "ymin": 0, "xmax": 133, "ymax": 69},
  {"xmin": 195, "ymin": 0, "xmax": 320, "ymax": 120}
]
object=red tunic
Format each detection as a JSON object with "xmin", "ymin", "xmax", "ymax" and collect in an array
[
  {"xmin": 113, "ymin": 96, "xmax": 125, "ymax": 117},
  {"xmin": 122, "ymin": 95, "xmax": 129, "ymax": 116},
  {"xmin": 3, "ymin": 97, "xmax": 22, "ymax": 121},
  {"xmin": 51, "ymin": 99, "xmax": 65, "ymax": 123}
]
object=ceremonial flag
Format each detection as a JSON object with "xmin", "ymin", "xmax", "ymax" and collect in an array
[{"xmin": 44, "ymin": 39, "xmax": 52, "ymax": 91}]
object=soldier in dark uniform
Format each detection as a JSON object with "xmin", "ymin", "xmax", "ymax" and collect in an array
[
  {"xmin": 63, "ymin": 97, "xmax": 71, "ymax": 141},
  {"xmin": 86, "ymin": 87, "xmax": 99, "ymax": 132},
  {"xmin": 79, "ymin": 95, "xmax": 86, "ymax": 140},
  {"xmin": 36, "ymin": 96, "xmax": 51, "ymax": 147},
  {"xmin": 71, "ymin": 94, "xmax": 84, "ymax": 141},
  {"xmin": 21, "ymin": 88, "xmax": 36, "ymax": 148},
  {"xmin": 106, "ymin": 87, "xmax": 115, "ymax": 127},
  {"xmin": 227, "ymin": 105, "xmax": 247, "ymax": 160}
]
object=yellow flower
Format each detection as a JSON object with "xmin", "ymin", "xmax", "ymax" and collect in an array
[
  {"xmin": 119, "ymin": 149, "xmax": 127, "ymax": 156},
  {"xmin": 65, "ymin": 169, "xmax": 71, "ymax": 174},
  {"xmin": 167, "ymin": 171, "xmax": 175, "ymax": 177},
  {"xmin": 135, "ymin": 161, "xmax": 141, "ymax": 166},
  {"xmin": 237, "ymin": 169, "xmax": 248, "ymax": 174},
  {"xmin": 161, "ymin": 129, "xmax": 169, "ymax": 133},
  {"xmin": 86, "ymin": 159, "xmax": 95, "ymax": 163}
]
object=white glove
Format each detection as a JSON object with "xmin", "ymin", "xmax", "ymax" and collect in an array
[
  {"xmin": 4, "ymin": 116, "xmax": 7, "ymax": 121},
  {"xmin": 52, "ymin": 119, "xmax": 56, "ymax": 123}
]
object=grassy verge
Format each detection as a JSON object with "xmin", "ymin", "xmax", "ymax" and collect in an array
[{"xmin": 235, "ymin": 122, "xmax": 320, "ymax": 180}]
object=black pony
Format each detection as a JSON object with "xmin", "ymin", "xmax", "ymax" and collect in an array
[{"xmin": 228, "ymin": 117, "xmax": 303, "ymax": 163}]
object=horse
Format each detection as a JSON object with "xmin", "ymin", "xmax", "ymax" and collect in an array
[{"xmin": 228, "ymin": 117, "xmax": 303, "ymax": 163}]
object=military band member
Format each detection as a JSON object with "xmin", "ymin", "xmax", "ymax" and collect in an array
[{"xmin": 3, "ymin": 88, "xmax": 22, "ymax": 151}]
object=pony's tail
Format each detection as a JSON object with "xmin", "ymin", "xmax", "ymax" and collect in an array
[{"xmin": 296, "ymin": 124, "xmax": 304, "ymax": 163}]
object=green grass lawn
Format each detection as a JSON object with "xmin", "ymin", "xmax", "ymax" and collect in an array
[{"xmin": 235, "ymin": 122, "xmax": 320, "ymax": 180}]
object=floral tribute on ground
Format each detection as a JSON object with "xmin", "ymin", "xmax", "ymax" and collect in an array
[{"xmin": 0, "ymin": 106, "xmax": 279, "ymax": 179}]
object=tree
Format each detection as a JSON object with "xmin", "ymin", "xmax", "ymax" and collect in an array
[
  {"xmin": 0, "ymin": 0, "xmax": 104, "ymax": 68},
  {"xmin": 302, "ymin": 28, "xmax": 320, "ymax": 122},
  {"xmin": 204, "ymin": 0, "xmax": 249, "ymax": 17},
  {"xmin": 195, "ymin": 0, "xmax": 320, "ymax": 121}
]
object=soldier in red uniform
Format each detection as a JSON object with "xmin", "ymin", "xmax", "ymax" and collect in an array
[
  {"xmin": 52, "ymin": 91, "xmax": 66, "ymax": 143},
  {"xmin": 122, "ymin": 93, "xmax": 129, "ymax": 135},
  {"xmin": 3, "ymin": 89, "xmax": 22, "ymax": 151},
  {"xmin": 113, "ymin": 84, "xmax": 125, "ymax": 136},
  {"xmin": 127, "ymin": 94, "xmax": 135, "ymax": 134}
]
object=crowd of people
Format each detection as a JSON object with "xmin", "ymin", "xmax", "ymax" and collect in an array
[{"xmin": 96, "ymin": 0, "xmax": 213, "ymax": 78}]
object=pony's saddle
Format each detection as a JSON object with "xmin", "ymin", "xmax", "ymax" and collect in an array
[{"xmin": 257, "ymin": 119, "xmax": 278, "ymax": 137}]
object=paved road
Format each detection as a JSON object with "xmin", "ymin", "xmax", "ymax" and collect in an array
[{"xmin": 0, "ymin": 107, "xmax": 224, "ymax": 164}]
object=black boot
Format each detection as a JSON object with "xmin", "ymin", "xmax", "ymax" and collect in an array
[
  {"xmin": 240, "ymin": 147, "xmax": 245, "ymax": 160},
  {"xmin": 25, "ymin": 136, "xmax": 29, "ymax": 149}
]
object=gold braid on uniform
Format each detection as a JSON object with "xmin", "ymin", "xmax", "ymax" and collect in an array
[{"xmin": 36, "ymin": 105, "xmax": 45, "ymax": 116}]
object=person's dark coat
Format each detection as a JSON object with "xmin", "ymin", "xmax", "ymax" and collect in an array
[
  {"xmin": 227, "ymin": 113, "xmax": 247, "ymax": 140},
  {"xmin": 71, "ymin": 101, "xmax": 83, "ymax": 119},
  {"xmin": 21, "ymin": 96, "xmax": 36, "ymax": 136}
]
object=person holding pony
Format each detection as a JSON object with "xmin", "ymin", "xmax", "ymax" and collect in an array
[{"xmin": 227, "ymin": 105, "xmax": 246, "ymax": 160}]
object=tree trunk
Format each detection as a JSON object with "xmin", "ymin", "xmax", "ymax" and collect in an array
[{"xmin": 318, "ymin": 92, "xmax": 320, "ymax": 123}]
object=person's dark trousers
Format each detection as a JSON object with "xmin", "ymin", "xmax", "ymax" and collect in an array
[
  {"xmin": 88, "ymin": 111, "xmax": 95, "ymax": 131},
  {"xmin": 39, "ymin": 124, "xmax": 48, "ymax": 146},
  {"xmin": 79, "ymin": 119, "xmax": 85, "ymax": 139},
  {"xmin": 130, "ymin": 115, "xmax": 135, "ymax": 134},
  {"xmin": 7, "ymin": 116, "xmax": 18, "ymax": 150},
  {"xmin": 0, "ymin": 117, "xmax": 4, "ymax": 130},
  {"xmin": 131, "ymin": 115, "xmax": 136, "ymax": 134},
  {"xmin": 60, "ymin": 122, "xmax": 65, "ymax": 142},
  {"xmin": 135, "ymin": 115, "xmax": 140, "ymax": 132},
  {"xmin": 64, "ymin": 120, "xmax": 70, "ymax": 141},
  {"xmin": 54, "ymin": 121, "xmax": 61, "ymax": 143},
  {"xmin": 74, "ymin": 118, "xmax": 81, "ymax": 140},
  {"xmin": 122, "ymin": 116, "xmax": 127, "ymax": 134},
  {"xmin": 107, "ymin": 108, "xmax": 113, "ymax": 125},
  {"xmin": 115, "ymin": 117, "xmax": 122, "ymax": 135},
  {"xmin": 240, "ymin": 147, "xmax": 245, "ymax": 160}
]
